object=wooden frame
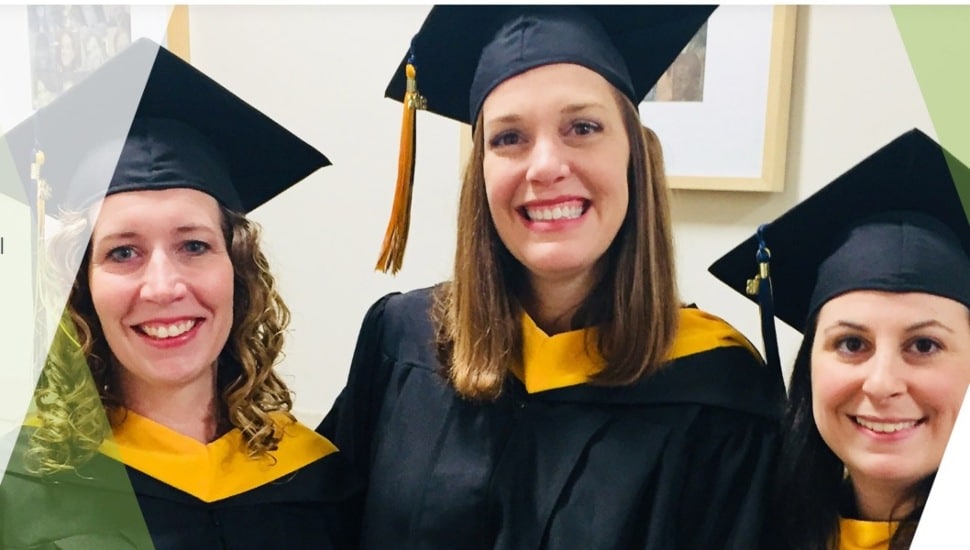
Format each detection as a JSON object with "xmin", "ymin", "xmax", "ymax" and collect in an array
[
  {"xmin": 166, "ymin": 5, "xmax": 191, "ymax": 61},
  {"xmin": 458, "ymin": 6, "xmax": 797, "ymax": 193},
  {"xmin": 642, "ymin": 5, "xmax": 797, "ymax": 192}
]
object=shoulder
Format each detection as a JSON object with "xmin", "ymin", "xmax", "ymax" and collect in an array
[
  {"xmin": 271, "ymin": 418, "xmax": 361, "ymax": 499},
  {"xmin": 364, "ymin": 286, "xmax": 441, "ymax": 371},
  {"xmin": 379, "ymin": 285, "xmax": 437, "ymax": 326},
  {"xmin": 669, "ymin": 306, "xmax": 763, "ymax": 363},
  {"xmin": 275, "ymin": 415, "xmax": 339, "ymax": 461},
  {"xmin": 645, "ymin": 307, "xmax": 783, "ymax": 418}
]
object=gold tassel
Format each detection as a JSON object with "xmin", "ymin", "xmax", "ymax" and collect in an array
[{"xmin": 375, "ymin": 60, "xmax": 426, "ymax": 274}]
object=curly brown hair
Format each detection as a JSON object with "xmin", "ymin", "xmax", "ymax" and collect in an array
[{"xmin": 28, "ymin": 204, "xmax": 295, "ymax": 474}]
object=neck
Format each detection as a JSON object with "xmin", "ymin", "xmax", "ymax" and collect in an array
[
  {"xmin": 850, "ymin": 474, "xmax": 916, "ymax": 521},
  {"xmin": 525, "ymin": 268, "xmax": 600, "ymax": 335},
  {"xmin": 118, "ymin": 367, "xmax": 220, "ymax": 443}
]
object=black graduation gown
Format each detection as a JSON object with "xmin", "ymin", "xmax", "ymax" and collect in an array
[
  {"xmin": 319, "ymin": 287, "xmax": 784, "ymax": 550},
  {"xmin": 0, "ymin": 414, "xmax": 361, "ymax": 549}
]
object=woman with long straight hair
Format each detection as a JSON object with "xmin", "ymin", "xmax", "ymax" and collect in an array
[{"xmin": 321, "ymin": 6, "xmax": 784, "ymax": 549}]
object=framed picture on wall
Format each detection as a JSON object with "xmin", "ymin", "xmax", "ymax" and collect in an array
[
  {"xmin": 640, "ymin": 5, "xmax": 797, "ymax": 192},
  {"xmin": 27, "ymin": 5, "xmax": 134, "ymax": 109},
  {"xmin": 3, "ymin": 5, "xmax": 189, "ymax": 128}
]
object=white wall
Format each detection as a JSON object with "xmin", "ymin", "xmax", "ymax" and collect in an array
[{"xmin": 183, "ymin": 5, "xmax": 937, "ymax": 426}]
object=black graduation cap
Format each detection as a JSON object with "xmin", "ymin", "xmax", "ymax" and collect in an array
[
  {"xmin": 709, "ymin": 128, "xmax": 970, "ymax": 335},
  {"xmin": 384, "ymin": 5, "xmax": 717, "ymax": 125},
  {"xmin": 0, "ymin": 37, "xmax": 329, "ymax": 216},
  {"xmin": 375, "ymin": 4, "xmax": 716, "ymax": 274}
]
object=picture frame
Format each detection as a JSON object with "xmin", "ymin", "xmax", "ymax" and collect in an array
[
  {"xmin": 1, "ymin": 5, "xmax": 189, "ymax": 130},
  {"xmin": 642, "ymin": 5, "xmax": 797, "ymax": 192},
  {"xmin": 457, "ymin": 6, "xmax": 797, "ymax": 193}
]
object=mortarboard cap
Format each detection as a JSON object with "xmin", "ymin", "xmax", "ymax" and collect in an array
[
  {"xmin": 709, "ymin": 128, "xmax": 970, "ymax": 335},
  {"xmin": 375, "ymin": 4, "xmax": 716, "ymax": 273},
  {"xmin": 385, "ymin": 5, "xmax": 717, "ymax": 125},
  {"xmin": 0, "ymin": 37, "xmax": 329, "ymax": 216}
]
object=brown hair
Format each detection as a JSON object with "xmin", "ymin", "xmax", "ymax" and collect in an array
[
  {"xmin": 28, "ymin": 206, "xmax": 295, "ymax": 474},
  {"xmin": 434, "ymin": 86, "xmax": 679, "ymax": 401}
]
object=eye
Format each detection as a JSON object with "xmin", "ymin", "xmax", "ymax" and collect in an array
[
  {"xmin": 488, "ymin": 131, "xmax": 523, "ymax": 149},
  {"xmin": 908, "ymin": 337, "xmax": 941, "ymax": 355},
  {"xmin": 107, "ymin": 245, "xmax": 137, "ymax": 263},
  {"xmin": 569, "ymin": 120, "xmax": 602, "ymax": 136},
  {"xmin": 835, "ymin": 335, "xmax": 868, "ymax": 355},
  {"xmin": 183, "ymin": 240, "xmax": 211, "ymax": 255}
]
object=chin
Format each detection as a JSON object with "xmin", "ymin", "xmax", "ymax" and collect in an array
[
  {"xmin": 521, "ymin": 254, "xmax": 593, "ymax": 276},
  {"xmin": 853, "ymin": 460, "xmax": 930, "ymax": 486}
]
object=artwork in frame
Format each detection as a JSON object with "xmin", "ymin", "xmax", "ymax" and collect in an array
[
  {"xmin": 456, "ymin": 5, "xmax": 797, "ymax": 193},
  {"xmin": 641, "ymin": 5, "xmax": 797, "ymax": 192},
  {"xmin": 1, "ymin": 5, "xmax": 189, "ymax": 131}
]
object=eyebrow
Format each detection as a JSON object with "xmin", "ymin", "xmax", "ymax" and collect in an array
[
  {"xmin": 173, "ymin": 224, "xmax": 220, "ymax": 235},
  {"xmin": 95, "ymin": 224, "xmax": 219, "ymax": 244},
  {"xmin": 484, "ymin": 102, "xmax": 608, "ymax": 128},
  {"xmin": 904, "ymin": 320, "xmax": 955, "ymax": 333},
  {"xmin": 484, "ymin": 113, "xmax": 523, "ymax": 128},
  {"xmin": 821, "ymin": 321, "xmax": 867, "ymax": 335},
  {"xmin": 820, "ymin": 319, "xmax": 954, "ymax": 334},
  {"xmin": 560, "ymin": 101, "xmax": 606, "ymax": 115}
]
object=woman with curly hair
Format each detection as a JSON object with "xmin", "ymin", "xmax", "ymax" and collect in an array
[
  {"xmin": 710, "ymin": 129, "xmax": 970, "ymax": 550},
  {"xmin": 0, "ymin": 39, "xmax": 358, "ymax": 549}
]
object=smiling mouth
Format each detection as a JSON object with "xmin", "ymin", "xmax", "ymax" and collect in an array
[
  {"xmin": 521, "ymin": 199, "xmax": 589, "ymax": 222},
  {"xmin": 135, "ymin": 319, "xmax": 200, "ymax": 340},
  {"xmin": 852, "ymin": 416, "xmax": 925, "ymax": 434}
]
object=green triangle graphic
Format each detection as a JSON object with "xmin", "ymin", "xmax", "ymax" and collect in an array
[
  {"xmin": 893, "ymin": 6, "xmax": 970, "ymax": 214},
  {"xmin": 893, "ymin": 7, "xmax": 970, "ymax": 548}
]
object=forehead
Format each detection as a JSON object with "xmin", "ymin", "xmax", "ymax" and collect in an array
[
  {"xmin": 91, "ymin": 188, "xmax": 223, "ymax": 234},
  {"xmin": 818, "ymin": 290, "xmax": 970, "ymax": 322}
]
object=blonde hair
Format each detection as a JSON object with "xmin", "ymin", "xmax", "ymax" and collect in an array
[
  {"xmin": 27, "ymin": 206, "xmax": 295, "ymax": 474},
  {"xmin": 434, "ymin": 87, "xmax": 679, "ymax": 401}
]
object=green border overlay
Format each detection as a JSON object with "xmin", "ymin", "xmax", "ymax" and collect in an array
[
  {"xmin": 0, "ymin": 8, "xmax": 165, "ymax": 547},
  {"xmin": 893, "ymin": 6, "xmax": 970, "ymax": 548}
]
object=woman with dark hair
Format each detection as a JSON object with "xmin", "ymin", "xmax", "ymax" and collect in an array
[
  {"xmin": 0, "ymin": 39, "xmax": 358, "ymax": 549},
  {"xmin": 710, "ymin": 128, "xmax": 970, "ymax": 550},
  {"xmin": 320, "ymin": 6, "xmax": 783, "ymax": 549}
]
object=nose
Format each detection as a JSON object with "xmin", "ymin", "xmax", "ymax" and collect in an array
[
  {"xmin": 861, "ymin": 350, "xmax": 907, "ymax": 401},
  {"xmin": 139, "ymin": 251, "xmax": 188, "ymax": 304},
  {"xmin": 525, "ymin": 134, "xmax": 570, "ymax": 185}
]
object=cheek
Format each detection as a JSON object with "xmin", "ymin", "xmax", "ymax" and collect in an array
[
  {"xmin": 88, "ymin": 268, "xmax": 127, "ymax": 321},
  {"xmin": 810, "ymin": 360, "xmax": 852, "ymax": 423},
  {"xmin": 483, "ymin": 159, "xmax": 512, "ymax": 198},
  {"xmin": 592, "ymin": 145, "xmax": 630, "ymax": 211},
  {"xmin": 209, "ymin": 259, "xmax": 236, "ymax": 315},
  {"xmin": 483, "ymin": 161, "xmax": 519, "ymax": 219},
  {"xmin": 918, "ymin": 371, "xmax": 970, "ymax": 422}
]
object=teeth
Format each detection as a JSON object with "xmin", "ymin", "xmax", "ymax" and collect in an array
[
  {"xmin": 140, "ymin": 319, "xmax": 196, "ymax": 339},
  {"xmin": 854, "ymin": 417, "xmax": 919, "ymax": 433},
  {"xmin": 525, "ymin": 202, "xmax": 584, "ymax": 221}
]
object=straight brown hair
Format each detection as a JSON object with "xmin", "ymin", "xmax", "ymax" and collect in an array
[{"xmin": 434, "ymin": 87, "xmax": 679, "ymax": 401}]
